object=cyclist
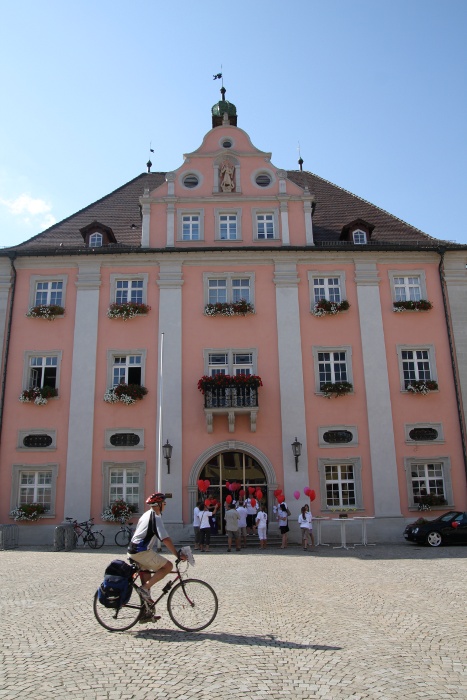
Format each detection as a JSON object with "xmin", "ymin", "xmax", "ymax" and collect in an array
[{"xmin": 127, "ymin": 492, "xmax": 186, "ymax": 603}]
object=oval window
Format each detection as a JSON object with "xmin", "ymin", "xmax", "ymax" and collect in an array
[
  {"xmin": 23, "ymin": 434, "xmax": 53, "ymax": 448},
  {"xmin": 183, "ymin": 174, "xmax": 199, "ymax": 189},
  {"xmin": 222, "ymin": 139, "xmax": 232, "ymax": 149},
  {"xmin": 409, "ymin": 428, "xmax": 438, "ymax": 441},
  {"xmin": 109, "ymin": 433, "xmax": 140, "ymax": 447},
  {"xmin": 323, "ymin": 430, "xmax": 353, "ymax": 444},
  {"xmin": 255, "ymin": 173, "xmax": 272, "ymax": 187}
]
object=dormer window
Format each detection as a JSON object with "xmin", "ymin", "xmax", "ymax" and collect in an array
[
  {"xmin": 80, "ymin": 220, "xmax": 117, "ymax": 247},
  {"xmin": 353, "ymin": 230, "xmax": 367, "ymax": 245},
  {"xmin": 89, "ymin": 232, "xmax": 103, "ymax": 247},
  {"xmin": 340, "ymin": 218, "xmax": 374, "ymax": 244}
]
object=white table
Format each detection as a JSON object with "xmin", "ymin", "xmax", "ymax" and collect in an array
[
  {"xmin": 353, "ymin": 516, "xmax": 376, "ymax": 546},
  {"xmin": 312, "ymin": 517, "xmax": 330, "ymax": 546},
  {"xmin": 332, "ymin": 517, "xmax": 355, "ymax": 550}
]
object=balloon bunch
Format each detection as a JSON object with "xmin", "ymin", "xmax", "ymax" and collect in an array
[
  {"xmin": 292, "ymin": 486, "xmax": 316, "ymax": 501},
  {"xmin": 225, "ymin": 481, "xmax": 242, "ymax": 493},
  {"xmin": 197, "ymin": 479, "xmax": 211, "ymax": 494}
]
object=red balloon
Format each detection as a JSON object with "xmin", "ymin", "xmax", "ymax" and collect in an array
[
  {"xmin": 197, "ymin": 479, "xmax": 205, "ymax": 491},
  {"xmin": 225, "ymin": 481, "xmax": 231, "ymax": 489},
  {"xmin": 248, "ymin": 486, "xmax": 256, "ymax": 495},
  {"xmin": 255, "ymin": 489, "xmax": 263, "ymax": 500},
  {"xmin": 204, "ymin": 498, "xmax": 210, "ymax": 506},
  {"xmin": 278, "ymin": 496, "xmax": 285, "ymax": 504},
  {"xmin": 226, "ymin": 495, "xmax": 232, "ymax": 504},
  {"xmin": 204, "ymin": 479, "xmax": 211, "ymax": 491},
  {"xmin": 233, "ymin": 482, "xmax": 241, "ymax": 491},
  {"xmin": 239, "ymin": 489, "xmax": 245, "ymax": 498},
  {"xmin": 274, "ymin": 489, "xmax": 282, "ymax": 498},
  {"xmin": 309, "ymin": 490, "xmax": 316, "ymax": 502},
  {"xmin": 250, "ymin": 498, "xmax": 256, "ymax": 507},
  {"xmin": 304, "ymin": 487, "xmax": 311, "ymax": 496}
]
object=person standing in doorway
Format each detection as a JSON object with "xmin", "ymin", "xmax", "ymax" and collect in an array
[
  {"xmin": 256, "ymin": 504, "xmax": 268, "ymax": 549},
  {"xmin": 225, "ymin": 502, "xmax": 240, "ymax": 552},
  {"xmin": 236, "ymin": 500, "xmax": 248, "ymax": 548}
]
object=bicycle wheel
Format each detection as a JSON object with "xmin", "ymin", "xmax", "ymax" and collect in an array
[
  {"xmin": 167, "ymin": 578, "xmax": 218, "ymax": 632},
  {"xmin": 93, "ymin": 587, "xmax": 143, "ymax": 632},
  {"xmin": 88, "ymin": 531, "xmax": 105, "ymax": 549},
  {"xmin": 115, "ymin": 529, "xmax": 131, "ymax": 547}
]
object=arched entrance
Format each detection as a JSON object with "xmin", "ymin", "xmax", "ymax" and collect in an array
[{"xmin": 188, "ymin": 441, "xmax": 278, "ymax": 534}]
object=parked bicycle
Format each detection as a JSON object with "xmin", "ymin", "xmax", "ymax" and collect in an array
[
  {"xmin": 93, "ymin": 554, "xmax": 218, "ymax": 632},
  {"xmin": 66, "ymin": 517, "xmax": 105, "ymax": 549},
  {"xmin": 114, "ymin": 522, "xmax": 135, "ymax": 547}
]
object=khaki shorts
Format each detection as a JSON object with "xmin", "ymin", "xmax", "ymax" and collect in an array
[{"xmin": 129, "ymin": 549, "xmax": 169, "ymax": 572}]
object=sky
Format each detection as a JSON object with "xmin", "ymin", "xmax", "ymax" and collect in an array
[{"xmin": 0, "ymin": 0, "xmax": 466, "ymax": 247}]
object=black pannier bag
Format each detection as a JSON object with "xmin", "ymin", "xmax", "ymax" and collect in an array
[{"xmin": 97, "ymin": 559, "xmax": 134, "ymax": 608}]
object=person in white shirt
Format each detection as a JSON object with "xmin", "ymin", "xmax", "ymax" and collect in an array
[
  {"xmin": 298, "ymin": 504, "xmax": 313, "ymax": 550},
  {"xmin": 192, "ymin": 501, "xmax": 203, "ymax": 551},
  {"xmin": 255, "ymin": 505, "xmax": 268, "ymax": 549},
  {"xmin": 277, "ymin": 503, "xmax": 289, "ymax": 549},
  {"xmin": 245, "ymin": 496, "xmax": 259, "ymax": 535},
  {"xmin": 236, "ymin": 501, "xmax": 248, "ymax": 548}
]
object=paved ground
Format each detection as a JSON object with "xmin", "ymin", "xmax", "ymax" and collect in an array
[{"xmin": 1, "ymin": 542, "xmax": 466, "ymax": 700}]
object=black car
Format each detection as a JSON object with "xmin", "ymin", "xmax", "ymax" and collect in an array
[{"xmin": 404, "ymin": 511, "xmax": 467, "ymax": 547}]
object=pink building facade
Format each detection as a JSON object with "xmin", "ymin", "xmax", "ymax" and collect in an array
[{"xmin": 1, "ymin": 93, "xmax": 466, "ymax": 545}]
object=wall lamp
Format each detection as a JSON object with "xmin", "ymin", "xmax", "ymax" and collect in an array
[
  {"xmin": 291, "ymin": 437, "xmax": 302, "ymax": 471},
  {"xmin": 163, "ymin": 439, "xmax": 173, "ymax": 474}
]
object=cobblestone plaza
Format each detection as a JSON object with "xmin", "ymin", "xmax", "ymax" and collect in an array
[{"xmin": 1, "ymin": 544, "xmax": 466, "ymax": 699}]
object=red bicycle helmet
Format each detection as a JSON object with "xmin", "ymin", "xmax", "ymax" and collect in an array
[{"xmin": 146, "ymin": 492, "xmax": 166, "ymax": 505}]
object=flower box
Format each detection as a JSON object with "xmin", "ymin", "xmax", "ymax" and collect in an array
[
  {"xmin": 198, "ymin": 374, "xmax": 263, "ymax": 394},
  {"xmin": 19, "ymin": 386, "xmax": 58, "ymax": 405},
  {"xmin": 9, "ymin": 503, "xmax": 47, "ymax": 521},
  {"xmin": 320, "ymin": 381, "xmax": 353, "ymax": 398},
  {"xmin": 204, "ymin": 300, "xmax": 254, "ymax": 317},
  {"xmin": 393, "ymin": 300, "xmax": 432, "ymax": 312},
  {"xmin": 406, "ymin": 380, "xmax": 438, "ymax": 395},
  {"xmin": 26, "ymin": 304, "xmax": 65, "ymax": 320},
  {"xmin": 107, "ymin": 302, "xmax": 151, "ymax": 320},
  {"xmin": 104, "ymin": 384, "xmax": 148, "ymax": 405},
  {"xmin": 312, "ymin": 299, "xmax": 350, "ymax": 317},
  {"xmin": 101, "ymin": 499, "xmax": 137, "ymax": 523}
]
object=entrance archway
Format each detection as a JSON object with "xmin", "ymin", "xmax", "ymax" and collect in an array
[{"xmin": 188, "ymin": 441, "xmax": 278, "ymax": 534}]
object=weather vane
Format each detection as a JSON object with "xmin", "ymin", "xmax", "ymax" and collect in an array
[{"xmin": 213, "ymin": 66, "xmax": 223, "ymax": 88}]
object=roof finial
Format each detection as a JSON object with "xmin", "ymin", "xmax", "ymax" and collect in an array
[
  {"xmin": 147, "ymin": 142, "xmax": 154, "ymax": 173},
  {"xmin": 298, "ymin": 142, "xmax": 304, "ymax": 172}
]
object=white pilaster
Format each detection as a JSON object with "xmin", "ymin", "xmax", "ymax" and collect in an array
[
  {"xmin": 279, "ymin": 201, "xmax": 290, "ymax": 245},
  {"xmin": 166, "ymin": 203, "xmax": 175, "ymax": 247},
  {"xmin": 156, "ymin": 263, "xmax": 184, "ymax": 524},
  {"xmin": 274, "ymin": 261, "xmax": 308, "ymax": 516},
  {"xmin": 141, "ymin": 187, "xmax": 150, "ymax": 247},
  {"xmin": 0, "ymin": 259, "xmax": 12, "ymax": 395},
  {"xmin": 64, "ymin": 262, "xmax": 101, "ymax": 521},
  {"xmin": 355, "ymin": 262, "xmax": 401, "ymax": 517},
  {"xmin": 303, "ymin": 198, "xmax": 314, "ymax": 246}
]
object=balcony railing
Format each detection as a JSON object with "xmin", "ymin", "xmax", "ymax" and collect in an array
[
  {"xmin": 204, "ymin": 386, "xmax": 259, "ymax": 409},
  {"xmin": 198, "ymin": 376, "xmax": 262, "ymax": 433}
]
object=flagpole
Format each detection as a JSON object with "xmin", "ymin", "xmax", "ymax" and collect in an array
[{"xmin": 156, "ymin": 332, "xmax": 164, "ymax": 494}]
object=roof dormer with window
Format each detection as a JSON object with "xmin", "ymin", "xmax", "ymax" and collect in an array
[
  {"xmin": 80, "ymin": 221, "xmax": 117, "ymax": 248},
  {"xmin": 340, "ymin": 218, "xmax": 375, "ymax": 245}
]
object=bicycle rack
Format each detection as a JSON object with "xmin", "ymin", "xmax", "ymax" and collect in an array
[{"xmin": 53, "ymin": 524, "xmax": 76, "ymax": 551}]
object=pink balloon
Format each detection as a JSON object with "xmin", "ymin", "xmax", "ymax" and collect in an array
[
  {"xmin": 304, "ymin": 487, "xmax": 311, "ymax": 496},
  {"xmin": 293, "ymin": 490, "xmax": 300, "ymax": 500}
]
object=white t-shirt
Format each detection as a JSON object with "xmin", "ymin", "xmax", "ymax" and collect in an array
[
  {"xmin": 256, "ymin": 511, "xmax": 268, "ymax": 529},
  {"xmin": 199, "ymin": 510, "xmax": 212, "ymax": 529},
  {"xmin": 236, "ymin": 506, "xmax": 247, "ymax": 528},
  {"xmin": 298, "ymin": 512, "xmax": 312, "ymax": 529},
  {"xmin": 193, "ymin": 506, "xmax": 202, "ymax": 527},
  {"xmin": 245, "ymin": 498, "xmax": 259, "ymax": 515}
]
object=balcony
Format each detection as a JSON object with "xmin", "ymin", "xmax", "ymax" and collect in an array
[{"xmin": 198, "ymin": 375, "xmax": 262, "ymax": 433}]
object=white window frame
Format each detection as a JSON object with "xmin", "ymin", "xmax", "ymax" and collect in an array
[
  {"xmin": 404, "ymin": 423, "xmax": 444, "ymax": 444},
  {"xmin": 17, "ymin": 429, "xmax": 57, "ymax": 451},
  {"xmin": 318, "ymin": 457, "xmax": 363, "ymax": 511},
  {"xmin": 177, "ymin": 209, "xmax": 205, "ymax": 242},
  {"xmin": 29, "ymin": 275, "xmax": 68, "ymax": 310},
  {"xmin": 389, "ymin": 270, "xmax": 428, "ymax": 303},
  {"xmin": 396, "ymin": 344, "xmax": 437, "ymax": 392},
  {"xmin": 308, "ymin": 271, "xmax": 347, "ymax": 307},
  {"xmin": 109, "ymin": 274, "xmax": 148, "ymax": 305},
  {"xmin": 107, "ymin": 349, "xmax": 146, "ymax": 388},
  {"xmin": 203, "ymin": 348, "xmax": 257, "ymax": 377},
  {"xmin": 215, "ymin": 209, "xmax": 242, "ymax": 241},
  {"xmin": 203, "ymin": 272, "xmax": 255, "ymax": 306},
  {"xmin": 102, "ymin": 461, "xmax": 146, "ymax": 515},
  {"xmin": 318, "ymin": 425, "xmax": 358, "ymax": 448},
  {"xmin": 312, "ymin": 345, "xmax": 353, "ymax": 393},
  {"xmin": 105, "ymin": 428, "xmax": 145, "ymax": 450},
  {"xmin": 22, "ymin": 350, "xmax": 62, "ymax": 392},
  {"xmin": 252, "ymin": 209, "xmax": 279, "ymax": 240},
  {"xmin": 404, "ymin": 456, "xmax": 453, "ymax": 510},
  {"xmin": 352, "ymin": 230, "xmax": 367, "ymax": 244},
  {"xmin": 11, "ymin": 463, "xmax": 58, "ymax": 517},
  {"xmin": 89, "ymin": 232, "xmax": 103, "ymax": 247}
]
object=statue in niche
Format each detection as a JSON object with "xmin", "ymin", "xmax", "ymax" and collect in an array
[{"xmin": 220, "ymin": 160, "xmax": 235, "ymax": 192}]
